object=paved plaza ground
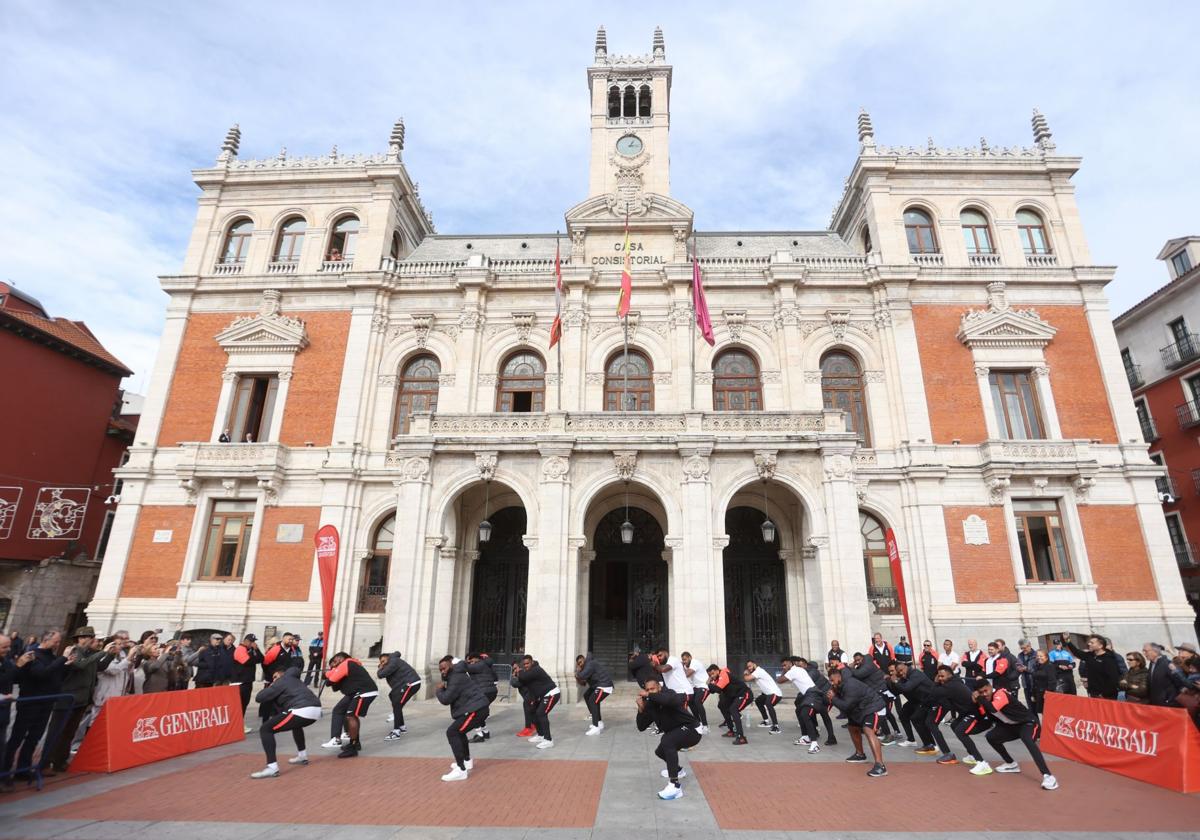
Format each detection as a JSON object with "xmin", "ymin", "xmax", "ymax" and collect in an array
[{"xmin": 1, "ymin": 692, "xmax": 1197, "ymax": 839}]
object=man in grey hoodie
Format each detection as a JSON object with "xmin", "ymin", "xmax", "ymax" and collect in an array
[
  {"xmin": 377, "ymin": 651, "xmax": 421, "ymax": 741},
  {"xmin": 250, "ymin": 666, "xmax": 322, "ymax": 779},
  {"xmin": 576, "ymin": 652, "xmax": 614, "ymax": 735}
]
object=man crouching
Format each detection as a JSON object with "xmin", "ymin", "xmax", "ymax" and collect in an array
[{"xmin": 635, "ymin": 676, "xmax": 702, "ymax": 800}]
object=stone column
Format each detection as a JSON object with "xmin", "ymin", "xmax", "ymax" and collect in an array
[
  {"xmin": 779, "ymin": 548, "xmax": 806, "ymax": 654},
  {"xmin": 523, "ymin": 448, "xmax": 574, "ymax": 686},
  {"xmin": 710, "ymin": 535, "xmax": 730, "ymax": 664},
  {"xmin": 820, "ymin": 448, "xmax": 872, "ymax": 647},
  {"xmin": 330, "ymin": 292, "xmax": 381, "ymax": 446},
  {"xmin": 677, "ymin": 445, "xmax": 719, "ymax": 659},
  {"xmin": 574, "ymin": 542, "xmax": 592, "ymax": 661},
  {"xmin": 428, "ymin": 543, "xmax": 458, "ymax": 661},
  {"xmin": 800, "ymin": 543, "xmax": 826, "ymax": 654},
  {"xmin": 382, "ymin": 455, "xmax": 434, "ymax": 673},
  {"xmin": 449, "ymin": 550, "xmax": 479, "ymax": 653}
]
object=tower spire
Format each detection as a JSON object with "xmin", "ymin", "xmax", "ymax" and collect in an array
[
  {"xmin": 389, "ymin": 117, "xmax": 406, "ymax": 159},
  {"xmin": 1031, "ymin": 108, "xmax": 1056, "ymax": 152},
  {"xmin": 857, "ymin": 108, "xmax": 875, "ymax": 151},
  {"xmin": 595, "ymin": 26, "xmax": 607, "ymax": 61},
  {"xmin": 652, "ymin": 26, "xmax": 665, "ymax": 60},
  {"xmin": 217, "ymin": 123, "xmax": 241, "ymax": 162}
]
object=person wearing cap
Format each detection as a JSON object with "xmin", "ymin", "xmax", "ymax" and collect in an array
[
  {"xmin": 231, "ymin": 634, "xmax": 263, "ymax": 731},
  {"xmin": 1048, "ymin": 637, "xmax": 1077, "ymax": 694},
  {"xmin": 44, "ymin": 627, "xmax": 116, "ymax": 774},
  {"xmin": 194, "ymin": 633, "xmax": 226, "ymax": 688}
]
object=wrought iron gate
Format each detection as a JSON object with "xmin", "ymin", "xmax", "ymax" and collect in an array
[
  {"xmin": 723, "ymin": 506, "xmax": 788, "ymax": 670},
  {"xmin": 592, "ymin": 507, "xmax": 667, "ymax": 654},
  {"xmin": 468, "ymin": 507, "xmax": 527, "ymax": 663}
]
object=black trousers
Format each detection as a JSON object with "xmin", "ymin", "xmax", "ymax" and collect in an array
[
  {"xmin": 794, "ymin": 697, "xmax": 820, "ymax": 741},
  {"xmin": 755, "ymin": 693, "xmax": 781, "ymax": 726},
  {"xmin": 986, "ymin": 721, "xmax": 1050, "ymax": 774},
  {"xmin": 898, "ymin": 698, "xmax": 935, "ymax": 745},
  {"xmin": 521, "ymin": 691, "xmax": 535, "ymax": 728},
  {"xmin": 689, "ymin": 687, "xmax": 709, "ymax": 726},
  {"xmin": 950, "ymin": 712, "xmax": 992, "ymax": 761},
  {"xmin": 260, "ymin": 711, "xmax": 315, "ymax": 764},
  {"xmin": 718, "ymin": 690, "xmax": 751, "ymax": 737},
  {"xmin": 656, "ymin": 725, "xmax": 701, "ymax": 783},
  {"xmin": 532, "ymin": 693, "xmax": 559, "ymax": 740},
  {"xmin": 330, "ymin": 694, "xmax": 373, "ymax": 739},
  {"xmin": 303, "ymin": 657, "xmax": 321, "ymax": 686},
  {"xmin": 46, "ymin": 704, "xmax": 87, "ymax": 770},
  {"xmin": 583, "ymin": 686, "xmax": 611, "ymax": 726},
  {"xmin": 879, "ymin": 696, "xmax": 897, "ymax": 736},
  {"xmin": 447, "ymin": 708, "xmax": 487, "ymax": 769},
  {"xmin": 3, "ymin": 700, "xmax": 54, "ymax": 774},
  {"xmin": 389, "ymin": 682, "xmax": 420, "ymax": 729}
]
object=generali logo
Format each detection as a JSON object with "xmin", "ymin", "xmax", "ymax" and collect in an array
[
  {"xmin": 1053, "ymin": 713, "xmax": 1160, "ymax": 756},
  {"xmin": 130, "ymin": 705, "xmax": 231, "ymax": 744}
]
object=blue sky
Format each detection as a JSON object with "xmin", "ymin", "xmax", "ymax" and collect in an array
[{"xmin": 2, "ymin": 2, "xmax": 1196, "ymax": 391}]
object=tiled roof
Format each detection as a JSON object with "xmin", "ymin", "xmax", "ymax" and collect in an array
[{"xmin": 0, "ymin": 308, "xmax": 132, "ymax": 375}]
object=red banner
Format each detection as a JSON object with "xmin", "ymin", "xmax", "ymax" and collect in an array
[
  {"xmin": 884, "ymin": 527, "xmax": 913, "ymax": 646},
  {"xmin": 70, "ymin": 686, "xmax": 243, "ymax": 773},
  {"xmin": 1040, "ymin": 691, "xmax": 1200, "ymax": 793},
  {"xmin": 314, "ymin": 523, "xmax": 340, "ymax": 667}
]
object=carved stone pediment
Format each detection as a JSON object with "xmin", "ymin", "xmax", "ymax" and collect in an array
[
  {"xmin": 564, "ymin": 192, "xmax": 693, "ymax": 227},
  {"xmin": 216, "ymin": 290, "xmax": 308, "ymax": 355},
  {"xmin": 957, "ymin": 282, "xmax": 1056, "ymax": 350}
]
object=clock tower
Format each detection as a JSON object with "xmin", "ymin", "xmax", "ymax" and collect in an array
[{"xmin": 587, "ymin": 26, "xmax": 672, "ymax": 201}]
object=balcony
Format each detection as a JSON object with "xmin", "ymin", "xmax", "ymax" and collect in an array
[
  {"xmin": 1177, "ymin": 400, "xmax": 1200, "ymax": 430},
  {"xmin": 1025, "ymin": 253, "xmax": 1058, "ymax": 267},
  {"xmin": 213, "ymin": 261, "xmax": 244, "ymax": 276},
  {"xmin": 357, "ymin": 584, "xmax": 387, "ymax": 613},
  {"xmin": 1160, "ymin": 334, "xmax": 1200, "ymax": 369},
  {"xmin": 1140, "ymin": 416, "xmax": 1159, "ymax": 443},
  {"xmin": 912, "ymin": 253, "xmax": 944, "ymax": 267},
  {"xmin": 1125, "ymin": 364, "xmax": 1144, "ymax": 390},
  {"xmin": 1173, "ymin": 542, "xmax": 1198, "ymax": 569},
  {"xmin": 320, "ymin": 258, "xmax": 353, "ymax": 273},
  {"xmin": 267, "ymin": 259, "xmax": 298, "ymax": 275},
  {"xmin": 867, "ymin": 585, "xmax": 900, "ymax": 615},
  {"xmin": 968, "ymin": 253, "xmax": 1002, "ymax": 267}
]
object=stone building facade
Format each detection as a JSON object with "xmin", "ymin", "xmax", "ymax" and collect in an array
[{"xmin": 89, "ymin": 29, "xmax": 1195, "ymax": 687}]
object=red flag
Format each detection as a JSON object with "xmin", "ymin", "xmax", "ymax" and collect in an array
[
  {"xmin": 691, "ymin": 250, "xmax": 715, "ymax": 346},
  {"xmin": 549, "ymin": 239, "xmax": 563, "ymax": 347},
  {"xmin": 313, "ymin": 524, "xmax": 340, "ymax": 667},
  {"xmin": 617, "ymin": 213, "xmax": 632, "ymax": 317},
  {"xmin": 885, "ymin": 527, "xmax": 914, "ymax": 647}
]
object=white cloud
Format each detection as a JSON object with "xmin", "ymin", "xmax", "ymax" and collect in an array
[{"xmin": 0, "ymin": 0, "xmax": 1195, "ymax": 383}]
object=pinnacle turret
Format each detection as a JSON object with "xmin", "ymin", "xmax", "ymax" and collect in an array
[
  {"xmin": 652, "ymin": 26, "xmax": 665, "ymax": 60},
  {"xmin": 857, "ymin": 108, "xmax": 874, "ymax": 148},
  {"xmin": 389, "ymin": 117, "xmax": 406, "ymax": 158},
  {"xmin": 217, "ymin": 123, "xmax": 241, "ymax": 161},
  {"xmin": 595, "ymin": 26, "xmax": 607, "ymax": 60},
  {"xmin": 1031, "ymin": 108, "xmax": 1055, "ymax": 151}
]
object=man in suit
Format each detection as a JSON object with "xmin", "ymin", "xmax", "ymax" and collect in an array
[{"xmin": 1143, "ymin": 643, "xmax": 1178, "ymax": 707}]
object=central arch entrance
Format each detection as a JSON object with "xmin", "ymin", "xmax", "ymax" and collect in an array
[
  {"xmin": 468, "ymin": 506, "xmax": 528, "ymax": 663},
  {"xmin": 723, "ymin": 505, "xmax": 789, "ymax": 671},
  {"xmin": 588, "ymin": 507, "xmax": 667, "ymax": 669}
]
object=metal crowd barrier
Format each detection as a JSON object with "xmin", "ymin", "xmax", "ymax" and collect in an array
[
  {"xmin": 0, "ymin": 692, "xmax": 76, "ymax": 791},
  {"xmin": 491, "ymin": 663, "xmax": 514, "ymax": 702}
]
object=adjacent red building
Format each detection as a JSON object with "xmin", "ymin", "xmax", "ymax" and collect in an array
[
  {"xmin": 1114, "ymin": 235, "xmax": 1200, "ymax": 630},
  {"xmin": 0, "ymin": 281, "xmax": 137, "ymax": 634}
]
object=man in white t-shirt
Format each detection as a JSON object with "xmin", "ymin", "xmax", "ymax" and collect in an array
[
  {"xmin": 680, "ymin": 651, "xmax": 710, "ymax": 734},
  {"xmin": 939, "ymin": 639, "xmax": 961, "ymax": 675},
  {"xmin": 778, "ymin": 656, "xmax": 822, "ymax": 753},
  {"xmin": 744, "ymin": 659, "xmax": 783, "ymax": 734}
]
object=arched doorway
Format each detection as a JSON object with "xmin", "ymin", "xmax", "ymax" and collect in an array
[
  {"xmin": 723, "ymin": 506, "xmax": 789, "ymax": 671},
  {"xmin": 588, "ymin": 507, "xmax": 667, "ymax": 669},
  {"xmin": 468, "ymin": 506, "xmax": 528, "ymax": 663}
]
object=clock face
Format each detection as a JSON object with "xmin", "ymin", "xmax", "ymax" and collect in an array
[{"xmin": 616, "ymin": 134, "xmax": 644, "ymax": 157}]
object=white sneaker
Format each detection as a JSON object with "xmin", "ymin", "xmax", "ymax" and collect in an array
[
  {"xmin": 387, "ymin": 713, "xmax": 394, "ymax": 723},
  {"xmin": 897, "ymin": 739, "xmax": 919, "ymax": 747},
  {"xmin": 585, "ymin": 725, "xmax": 599, "ymax": 736},
  {"xmin": 1041, "ymin": 773, "xmax": 1058, "ymax": 790},
  {"xmin": 243, "ymin": 726, "xmax": 253, "ymax": 734},
  {"xmin": 962, "ymin": 756, "xmax": 978, "ymax": 766},
  {"xmin": 250, "ymin": 766, "xmax": 279, "ymax": 779},
  {"xmin": 996, "ymin": 761, "xmax": 1021, "ymax": 773},
  {"xmin": 697, "ymin": 725, "xmax": 708, "ymax": 735},
  {"xmin": 536, "ymin": 739, "xmax": 555, "ymax": 750},
  {"xmin": 808, "ymin": 742, "xmax": 821, "ymax": 754},
  {"xmin": 320, "ymin": 738, "xmax": 342, "ymax": 749},
  {"xmin": 528, "ymin": 734, "xmax": 544, "ymax": 744},
  {"xmin": 657, "ymin": 782, "xmax": 683, "ymax": 800},
  {"xmin": 798, "ymin": 735, "xmax": 811, "ymax": 744},
  {"xmin": 449, "ymin": 759, "xmax": 474, "ymax": 771},
  {"xmin": 596, "ymin": 721, "xmax": 605, "ymax": 732},
  {"xmin": 660, "ymin": 768, "xmax": 687, "ymax": 779},
  {"xmin": 970, "ymin": 761, "xmax": 993, "ymax": 776},
  {"xmin": 287, "ymin": 756, "xmax": 308, "ymax": 765},
  {"xmin": 758, "ymin": 720, "xmax": 772, "ymax": 727},
  {"xmin": 441, "ymin": 766, "xmax": 469, "ymax": 782}
]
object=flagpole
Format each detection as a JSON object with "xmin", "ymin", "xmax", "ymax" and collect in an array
[
  {"xmin": 690, "ymin": 231, "xmax": 697, "ymax": 411},
  {"xmin": 555, "ymin": 230, "xmax": 563, "ymax": 412}
]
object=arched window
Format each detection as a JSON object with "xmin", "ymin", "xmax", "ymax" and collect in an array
[
  {"xmin": 357, "ymin": 514, "xmax": 394, "ymax": 613},
  {"xmin": 903, "ymin": 208, "xmax": 938, "ymax": 254},
  {"xmin": 496, "ymin": 350, "xmax": 545, "ymax": 412},
  {"xmin": 220, "ymin": 218, "xmax": 253, "ymax": 265},
  {"xmin": 860, "ymin": 512, "xmax": 898, "ymax": 614},
  {"xmin": 960, "ymin": 208, "xmax": 993, "ymax": 254},
  {"xmin": 713, "ymin": 348, "xmax": 762, "ymax": 411},
  {"xmin": 273, "ymin": 216, "xmax": 306, "ymax": 263},
  {"xmin": 393, "ymin": 354, "xmax": 440, "ymax": 436},
  {"xmin": 861, "ymin": 224, "xmax": 873, "ymax": 254},
  {"xmin": 1016, "ymin": 209, "xmax": 1051, "ymax": 254},
  {"xmin": 604, "ymin": 349, "xmax": 653, "ymax": 411},
  {"xmin": 608, "ymin": 86, "xmax": 621, "ymax": 118},
  {"xmin": 623, "ymin": 85, "xmax": 636, "ymax": 117},
  {"xmin": 390, "ymin": 230, "xmax": 403, "ymax": 262},
  {"xmin": 638, "ymin": 84, "xmax": 651, "ymax": 117},
  {"xmin": 327, "ymin": 215, "xmax": 359, "ymax": 261},
  {"xmin": 821, "ymin": 350, "xmax": 871, "ymax": 446}
]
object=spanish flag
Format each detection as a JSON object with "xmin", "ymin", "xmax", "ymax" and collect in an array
[{"xmin": 617, "ymin": 213, "xmax": 632, "ymax": 317}]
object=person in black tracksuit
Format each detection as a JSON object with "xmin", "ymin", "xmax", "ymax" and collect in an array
[
  {"xmin": 705, "ymin": 664, "xmax": 751, "ymax": 744},
  {"xmin": 231, "ymin": 636, "xmax": 263, "ymax": 722},
  {"xmin": 466, "ymin": 653, "xmax": 497, "ymax": 741},
  {"xmin": 378, "ymin": 651, "xmax": 422, "ymax": 740},
  {"xmin": 890, "ymin": 662, "xmax": 953, "ymax": 760},
  {"xmin": 850, "ymin": 654, "xmax": 897, "ymax": 741},
  {"xmin": 628, "ymin": 651, "xmax": 658, "ymax": 687},
  {"xmin": 436, "ymin": 656, "xmax": 489, "ymax": 780},
  {"xmin": 828, "ymin": 667, "xmax": 887, "ymax": 777},
  {"xmin": 973, "ymin": 682, "xmax": 1058, "ymax": 789},
  {"xmin": 930, "ymin": 665, "xmax": 989, "ymax": 764},
  {"xmin": 802, "ymin": 658, "xmax": 837, "ymax": 744},
  {"xmin": 513, "ymin": 655, "xmax": 559, "ymax": 747},
  {"xmin": 576, "ymin": 653, "xmax": 614, "ymax": 732},
  {"xmin": 250, "ymin": 666, "xmax": 322, "ymax": 778},
  {"xmin": 636, "ymin": 678, "xmax": 702, "ymax": 800},
  {"xmin": 324, "ymin": 653, "xmax": 378, "ymax": 758}
]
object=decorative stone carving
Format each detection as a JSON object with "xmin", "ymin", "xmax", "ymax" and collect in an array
[
  {"xmin": 545, "ymin": 373, "xmax": 561, "ymax": 386},
  {"xmin": 512, "ymin": 312, "xmax": 536, "ymax": 342},
  {"xmin": 753, "ymin": 450, "xmax": 777, "ymax": 481},
  {"xmin": 988, "ymin": 475, "xmax": 1011, "ymax": 505},
  {"xmin": 542, "ymin": 456, "xmax": 569, "ymax": 481},
  {"xmin": 399, "ymin": 457, "xmax": 431, "ymax": 482},
  {"xmin": 257, "ymin": 477, "xmax": 278, "ymax": 506},
  {"xmin": 852, "ymin": 452, "xmax": 878, "ymax": 467},
  {"xmin": 652, "ymin": 372, "xmax": 672, "ymax": 385},
  {"xmin": 179, "ymin": 478, "xmax": 198, "ymax": 505},
  {"xmin": 221, "ymin": 370, "xmax": 238, "ymax": 382},
  {"xmin": 974, "ymin": 365, "xmax": 991, "ymax": 378},
  {"xmin": 475, "ymin": 452, "xmax": 497, "ymax": 482},
  {"xmin": 862, "ymin": 370, "xmax": 884, "ymax": 384},
  {"xmin": 1031, "ymin": 476, "xmax": 1049, "ymax": 496},
  {"xmin": 221, "ymin": 478, "xmax": 238, "ymax": 496},
  {"xmin": 855, "ymin": 480, "xmax": 869, "ymax": 505},
  {"xmin": 585, "ymin": 372, "xmax": 605, "ymax": 385},
  {"xmin": 873, "ymin": 305, "xmax": 893, "ymax": 329},
  {"xmin": 695, "ymin": 372, "xmax": 714, "ymax": 384},
  {"xmin": 668, "ymin": 303, "xmax": 693, "ymax": 328},
  {"xmin": 760, "ymin": 370, "xmax": 782, "ymax": 384},
  {"xmin": 823, "ymin": 453, "xmax": 853, "ymax": 480},
  {"xmin": 682, "ymin": 454, "xmax": 710, "ymax": 482},
  {"xmin": 424, "ymin": 535, "xmax": 445, "ymax": 550},
  {"xmin": 563, "ymin": 306, "xmax": 588, "ymax": 328},
  {"xmin": 438, "ymin": 373, "xmax": 456, "ymax": 386},
  {"xmin": 958, "ymin": 282, "xmax": 1057, "ymax": 349},
  {"xmin": 215, "ymin": 289, "xmax": 309, "ymax": 356},
  {"xmin": 807, "ymin": 534, "xmax": 830, "ymax": 549},
  {"xmin": 458, "ymin": 309, "xmax": 483, "ymax": 330},
  {"xmin": 570, "ymin": 228, "xmax": 586, "ymax": 260},
  {"xmin": 477, "ymin": 373, "xmax": 498, "ymax": 386},
  {"xmin": 1032, "ymin": 365, "xmax": 1050, "ymax": 379},
  {"xmin": 826, "ymin": 311, "xmax": 850, "ymax": 341},
  {"xmin": 723, "ymin": 310, "xmax": 746, "ymax": 342},
  {"xmin": 773, "ymin": 304, "xmax": 801, "ymax": 329},
  {"xmin": 963, "ymin": 514, "xmax": 990, "ymax": 545},
  {"xmin": 278, "ymin": 369, "xmax": 293, "ymax": 382},
  {"xmin": 1073, "ymin": 474, "xmax": 1096, "ymax": 500},
  {"xmin": 371, "ymin": 312, "xmax": 389, "ymax": 332},
  {"xmin": 713, "ymin": 535, "xmax": 731, "ymax": 550},
  {"xmin": 798, "ymin": 320, "xmax": 822, "ymax": 338},
  {"xmin": 377, "ymin": 374, "xmax": 397, "ymax": 387},
  {"xmin": 613, "ymin": 451, "xmax": 638, "ymax": 481},
  {"xmin": 803, "ymin": 370, "xmax": 822, "ymax": 384},
  {"xmin": 411, "ymin": 313, "xmax": 435, "ymax": 348}
]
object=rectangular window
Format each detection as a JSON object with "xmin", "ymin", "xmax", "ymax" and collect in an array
[
  {"xmin": 227, "ymin": 374, "xmax": 279, "ymax": 442},
  {"xmin": 1134, "ymin": 398, "xmax": 1156, "ymax": 441},
  {"xmin": 1012, "ymin": 499, "xmax": 1075, "ymax": 583},
  {"xmin": 199, "ymin": 500, "xmax": 255, "ymax": 580},
  {"xmin": 1165, "ymin": 513, "xmax": 1189, "ymax": 561},
  {"xmin": 1171, "ymin": 250, "xmax": 1192, "ymax": 277},
  {"xmin": 95, "ymin": 510, "xmax": 116, "ymax": 560},
  {"xmin": 1169, "ymin": 317, "xmax": 1189, "ymax": 346},
  {"xmin": 1186, "ymin": 375, "xmax": 1200, "ymax": 406},
  {"xmin": 988, "ymin": 370, "xmax": 1045, "ymax": 439}
]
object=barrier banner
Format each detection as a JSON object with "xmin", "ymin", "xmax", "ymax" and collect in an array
[
  {"xmin": 884, "ymin": 528, "xmax": 913, "ymax": 648},
  {"xmin": 1039, "ymin": 691, "xmax": 1200, "ymax": 793},
  {"xmin": 70, "ymin": 686, "xmax": 243, "ymax": 773}
]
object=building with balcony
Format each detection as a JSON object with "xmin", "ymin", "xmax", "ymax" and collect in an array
[
  {"xmin": 1114, "ymin": 235, "xmax": 1200, "ymax": 626},
  {"xmin": 89, "ymin": 28, "xmax": 1195, "ymax": 687}
]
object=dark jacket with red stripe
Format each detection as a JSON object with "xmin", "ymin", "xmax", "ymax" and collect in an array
[
  {"xmin": 255, "ymin": 666, "xmax": 319, "ymax": 710},
  {"xmin": 635, "ymin": 688, "xmax": 698, "ymax": 733},
  {"xmin": 436, "ymin": 661, "xmax": 488, "ymax": 719},
  {"xmin": 977, "ymin": 687, "xmax": 1036, "ymax": 725},
  {"xmin": 708, "ymin": 667, "xmax": 751, "ymax": 702},
  {"xmin": 515, "ymin": 663, "xmax": 557, "ymax": 698},
  {"xmin": 961, "ymin": 649, "xmax": 987, "ymax": 678},
  {"xmin": 831, "ymin": 673, "xmax": 886, "ymax": 719},
  {"xmin": 919, "ymin": 649, "xmax": 939, "ymax": 678},
  {"xmin": 326, "ymin": 658, "xmax": 377, "ymax": 696},
  {"xmin": 577, "ymin": 654, "xmax": 613, "ymax": 690},
  {"xmin": 232, "ymin": 644, "xmax": 263, "ymax": 684},
  {"xmin": 893, "ymin": 667, "xmax": 934, "ymax": 704},
  {"xmin": 988, "ymin": 650, "xmax": 1021, "ymax": 692},
  {"xmin": 869, "ymin": 641, "xmax": 894, "ymax": 670},
  {"xmin": 929, "ymin": 675, "xmax": 975, "ymax": 715},
  {"xmin": 378, "ymin": 652, "xmax": 421, "ymax": 690},
  {"xmin": 466, "ymin": 658, "xmax": 497, "ymax": 696}
]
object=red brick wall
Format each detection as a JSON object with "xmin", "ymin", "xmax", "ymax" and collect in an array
[
  {"xmin": 912, "ymin": 305, "xmax": 988, "ymax": 444},
  {"xmin": 157, "ymin": 310, "xmax": 350, "ymax": 448},
  {"xmin": 1040, "ymin": 306, "xmax": 1117, "ymax": 444},
  {"xmin": 1078, "ymin": 505, "xmax": 1157, "ymax": 600},
  {"xmin": 250, "ymin": 507, "xmax": 319, "ymax": 601},
  {"xmin": 943, "ymin": 506, "xmax": 1018, "ymax": 603},
  {"xmin": 120, "ymin": 506, "xmax": 194, "ymax": 598}
]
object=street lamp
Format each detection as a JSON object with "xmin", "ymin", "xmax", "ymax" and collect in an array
[
  {"xmin": 478, "ymin": 478, "xmax": 492, "ymax": 544},
  {"xmin": 760, "ymin": 480, "xmax": 776, "ymax": 544},
  {"xmin": 620, "ymin": 480, "xmax": 634, "ymax": 545}
]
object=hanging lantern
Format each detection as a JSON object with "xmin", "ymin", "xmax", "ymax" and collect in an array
[
  {"xmin": 620, "ymin": 518, "xmax": 635, "ymax": 545},
  {"xmin": 760, "ymin": 517, "xmax": 776, "ymax": 544},
  {"xmin": 479, "ymin": 480, "xmax": 492, "ymax": 543}
]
